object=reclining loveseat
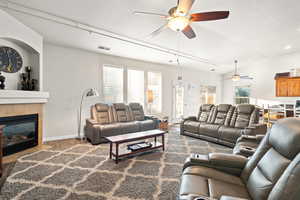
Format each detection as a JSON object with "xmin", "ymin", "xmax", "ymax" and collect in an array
[
  {"xmin": 179, "ymin": 117, "xmax": 300, "ymax": 200},
  {"xmin": 181, "ymin": 104, "xmax": 267, "ymax": 147},
  {"xmin": 85, "ymin": 102, "xmax": 158, "ymax": 144}
]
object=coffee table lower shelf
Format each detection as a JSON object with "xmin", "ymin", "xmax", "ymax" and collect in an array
[{"xmin": 110, "ymin": 142, "xmax": 163, "ymax": 163}]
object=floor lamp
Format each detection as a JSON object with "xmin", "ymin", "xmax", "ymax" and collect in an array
[{"xmin": 78, "ymin": 88, "xmax": 99, "ymax": 141}]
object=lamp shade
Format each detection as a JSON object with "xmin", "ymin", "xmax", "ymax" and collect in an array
[
  {"xmin": 147, "ymin": 90, "xmax": 154, "ymax": 103},
  {"xmin": 85, "ymin": 88, "xmax": 99, "ymax": 97}
]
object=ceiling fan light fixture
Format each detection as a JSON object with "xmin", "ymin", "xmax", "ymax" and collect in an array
[
  {"xmin": 232, "ymin": 74, "xmax": 240, "ymax": 82},
  {"xmin": 168, "ymin": 16, "xmax": 190, "ymax": 31}
]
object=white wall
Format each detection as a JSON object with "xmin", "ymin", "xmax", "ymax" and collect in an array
[
  {"xmin": 222, "ymin": 51, "xmax": 300, "ymax": 105},
  {"xmin": 43, "ymin": 43, "xmax": 222, "ymax": 140}
]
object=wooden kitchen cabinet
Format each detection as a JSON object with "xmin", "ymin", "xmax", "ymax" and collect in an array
[{"xmin": 276, "ymin": 77, "xmax": 300, "ymax": 97}]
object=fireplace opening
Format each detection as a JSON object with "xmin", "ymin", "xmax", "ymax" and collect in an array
[{"xmin": 0, "ymin": 114, "xmax": 38, "ymax": 156}]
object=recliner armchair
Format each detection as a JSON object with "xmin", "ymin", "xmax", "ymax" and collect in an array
[{"xmin": 179, "ymin": 117, "xmax": 300, "ymax": 200}]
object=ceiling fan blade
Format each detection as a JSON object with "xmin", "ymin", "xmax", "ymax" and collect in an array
[
  {"xmin": 240, "ymin": 76, "xmax": 254, "ymax": 80},
  {"xmin": 191, "ymin": 11, "xmax": 229, "ymax": 22},
  {"xmin": 149, "ymin": 24, "xmax": 168, "ymax": 38},
  {"xmin": 182, "ymin": 25, "xmax": 196, "ymax": 39},
  {"xmin": 177, "ymin": 0, "xmax": 195, "ymax": 16},
  {"xmin": 133, "ymin": 11, "xmax": 168, "ymax": 18}
]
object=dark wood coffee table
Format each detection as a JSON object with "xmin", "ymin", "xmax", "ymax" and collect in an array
[{"xmin": 105, "ymin": 129, "xmax": 166, "ymax": 164}]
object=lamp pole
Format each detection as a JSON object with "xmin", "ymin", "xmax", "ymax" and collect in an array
[{"xmin": 78, "ymin": 88, "xmax": 99, "ymax": 141}]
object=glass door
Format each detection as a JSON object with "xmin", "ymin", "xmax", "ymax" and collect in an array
[
  {"xmin": 173, "ymin": 83, "xmax": 184, "ymax": 123},
  {"xmin": 172, "ymin": 81, "xmax": 200, "ymax": 123}
]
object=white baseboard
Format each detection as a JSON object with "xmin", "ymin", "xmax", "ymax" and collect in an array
[{"xmin": 43, "ymin": 134, "xmax": 78, "ymax": 142}]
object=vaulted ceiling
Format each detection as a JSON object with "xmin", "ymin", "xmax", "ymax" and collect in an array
[{"xmin": 1, "ymin": 0, "xmax": 300, "ymax": 73}]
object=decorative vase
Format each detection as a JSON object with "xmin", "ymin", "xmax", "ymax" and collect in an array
[{"xmin": 0, "ymin": 72, "xmax": 5, "ymax": 90}]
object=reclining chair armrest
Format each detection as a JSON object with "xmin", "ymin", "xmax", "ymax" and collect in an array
[
  {"xmin": 243, "ymin": 123, "xmax": 267, "ymax": 136},
  {"xmin": 220, "ymin": 196, "xmax": 249, "ymax": 200},
  {"xmin": 183, "ymin": 153, "xmax": 248, "ymax": 176},
  {"xmin": 236, "ymin": 134, "xmax": 265, "ymax": 144}
]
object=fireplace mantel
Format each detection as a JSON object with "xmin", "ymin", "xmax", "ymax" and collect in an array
[{"xmin": 0, "ymin": 90, "xmax": 50, "ymax": 104}]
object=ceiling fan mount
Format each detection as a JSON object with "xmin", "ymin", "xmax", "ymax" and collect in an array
[
  {"xmin": 133, "ymin": 0, "xmax": 230, "ymax": 39},
  {"xmin": 168, "ymin": 7, "xmax": 178, "ymax": 16},
  {"xmin": 231, "ymin": 60, "xmax": 253, "ymax": 81}
]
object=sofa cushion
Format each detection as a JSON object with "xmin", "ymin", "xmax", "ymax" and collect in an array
[
  {"xmin": 199, "ymin": 123, "xmax": 221, "ymax": 138},
  {"xmin": 92, "ymin": 103, "xmax": 112, "ymax": 124},
  {"xmin": 183, "ymin": 121, "xmax": 201, "ymax": 133},
  {"xmin": 138, "ymin": 120, "xmax": 156, "ymax": 131},
  {"xmin": 198, "ymin": 104, "xmax": 214, "ymax": 122},
  {"xmin": 212, "ymin": 104, "xmax": 232, "ymax": 125},
  {"xmin": 95, "ymin": 103, "xmax": 110, "ymax": 112},
  {"xmin": 95, "ymin": 111, "xmax": 110, "ymax": 124},
  {"xmin": 269, "ymin": 118, "xmax": 300, "ymax": 159},
  {"xmin": 118, "ymin": 121, "xmax": 140, "ymax": 133},
  {"xmin": 129, "ymin": 103, "xmax": 145, "ymax": 121},
  {"xmin": 218, "ymin": 126, "xmax": 243, "ymax": 144},
  {"xmin": 233, "ymin": 104, "xmax": 255, "ymax": 128},
  {"xmin": 98, "ymin": 123, "xmax": 121, "ymax": 136},
  {"xmin": 180, "ymin": 166, "xmax": 250, "ymax": 199},
  {"xmin": 113, "ymin": 103, "xmax": 130, "ymax": 122}
]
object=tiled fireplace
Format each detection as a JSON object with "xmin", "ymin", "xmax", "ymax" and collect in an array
[
  {"xmin": 0, "ymin": 90, "xmax": 50, "ymax": 158},
  {"xmin": 1, "ymin": 114, "xmax": 39, "ymax": 156}
]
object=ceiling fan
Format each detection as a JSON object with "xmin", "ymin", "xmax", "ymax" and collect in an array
[
  {"xmin": 231, "ymin": 60, "xmax": 253, "ymax": 81},
  {"xmin": 133, "ymin": 0, "xmax": 230, "ymax": 39}
]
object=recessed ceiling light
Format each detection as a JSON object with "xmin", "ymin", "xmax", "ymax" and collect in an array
[
  {"xmin": 284, "ymin": 45, "xmax": 292, "ymax": 50},
  {"xmin": 98, "ymin": 46, "xmax": 110, "ymax": 51},
  {"xmin": 297, "ymin": 28, "xmax": 300, "ymax": 32}
]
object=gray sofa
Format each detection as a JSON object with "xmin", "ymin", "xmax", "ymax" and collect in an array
[
  {"xmin": 85, "ymin": 103, "xmax": 158, "ymax": 144},
  {"xmin": 181, "ymin": 104, "xmax": 267, "ymax": 147},
  {"xmin": 179, "ymin": 117, "xmax": 300, "ymax": 200}
]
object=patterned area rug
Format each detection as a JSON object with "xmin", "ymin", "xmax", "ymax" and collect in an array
[{"xmin": 0, "ymin": 128, "xmax": 231, "ymax": 200}]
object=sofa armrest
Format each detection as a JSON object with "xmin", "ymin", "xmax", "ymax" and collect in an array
[
  {"xmin": 144, "ymin": 115, "xmax": 158, "ymax": 120},
  {"xmin": 243, "ymin": 123, "xmax": 267, "ymax": 136},
  {"xmin": 183, "ymin": 153, "xmax": 248, "ymax": 176},
  {"xmin": 220, "ymin": 196, "xmax": 249, "ymax": 200},
  {"xmin": 86, "ymin": 119, "xmax": 100, "ymax": 127},
  {"xmin": 181, "ymin": 116, "xmax": 197, "ymax": 124}
]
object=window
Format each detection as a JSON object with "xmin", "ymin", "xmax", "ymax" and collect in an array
[
  {"xmin": 147, "ymin": 72, "xmax": 162, "ymax": 114},
  {"xmin": 200, "ymin": 85, "xmax": 216, "ymax": 104},
  {"xmin": 235, "ymin": 85, "xmax": 251, "ymax": 104},
  {"xmin": 103, "ymin": 66, "xmax": 124, "ymax": 103},
  {"xmin": 127, "ymin": 69, "xmax": 145, "ymax": 107}
]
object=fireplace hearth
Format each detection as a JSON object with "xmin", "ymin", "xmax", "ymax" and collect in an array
[{"xmin": 0, "ymin": 114, "xmax": 38, "ymax": 156}]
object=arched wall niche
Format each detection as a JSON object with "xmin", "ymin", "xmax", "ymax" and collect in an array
[{"xmin": 0, "ymin": 37, "xmax": 41, "ymax": 90}]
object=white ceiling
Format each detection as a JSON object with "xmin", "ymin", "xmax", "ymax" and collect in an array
[{"xmin": 1, "ymin": 0, "xmax": 300, "ymax": 73}]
